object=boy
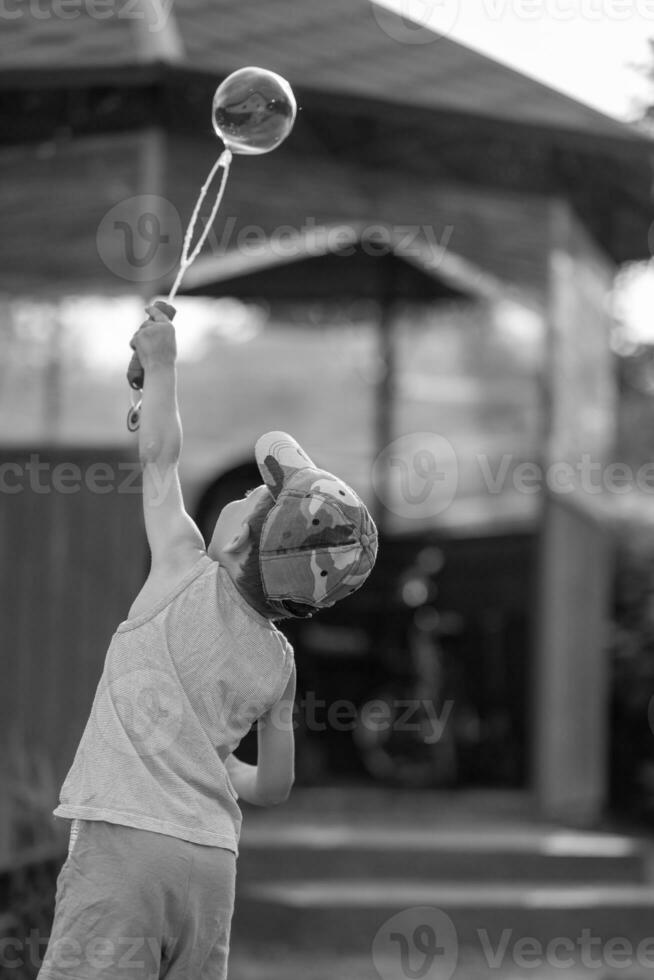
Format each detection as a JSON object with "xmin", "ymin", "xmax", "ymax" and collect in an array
[{"xmin": 38, "ymin": 305, "xmax": 378, "ymax": 980}]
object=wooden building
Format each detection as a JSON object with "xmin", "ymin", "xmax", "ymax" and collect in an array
[{"xmin": 0, "ymin": 0, "xmax": 653, "ymax": 825}]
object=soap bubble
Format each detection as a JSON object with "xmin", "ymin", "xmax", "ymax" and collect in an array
[{"xmin": 212, "ymin": 66, "xmax": 297, "ymax": 155}]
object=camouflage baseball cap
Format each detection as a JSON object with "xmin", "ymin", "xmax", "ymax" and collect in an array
[{"xmin": 254, "ymin": 431, "xmax": 378, "ymax": 615}]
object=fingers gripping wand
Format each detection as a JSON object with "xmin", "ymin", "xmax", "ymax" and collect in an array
[{"xmin": 125, "ymin": 67, "xmax": 297, "ymax": 432}]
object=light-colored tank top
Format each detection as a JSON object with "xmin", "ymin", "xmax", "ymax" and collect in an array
[{"xmin": 54, "ymin": 554, "xmax": 294, "ymax": 856}]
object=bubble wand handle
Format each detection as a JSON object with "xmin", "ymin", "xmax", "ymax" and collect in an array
[{"xmin": 126, "ymin": 149, "xmax": 233, "ymax": 431}]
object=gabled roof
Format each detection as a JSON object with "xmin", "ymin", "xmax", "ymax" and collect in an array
[
  {"xmin": 1, "ymin": 0, "xmax": 648, "ymax": 144},
  {"xmin": 178, "ymin": 222, "xmax": 523, "ymax": 305},
  {"xmin": 175, "ymin": 0, "xmax": 645, "ymax": 142},
  {"xmin": 0, "ymin": 0, "xmax": 182, "ymax": 69}
]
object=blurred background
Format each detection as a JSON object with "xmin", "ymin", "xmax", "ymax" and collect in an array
[{"xmin": 2, "ymin": 1, "xmax": 654, "ymax": 977}]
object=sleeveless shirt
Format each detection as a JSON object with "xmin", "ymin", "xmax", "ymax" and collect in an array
[{"xmin": 53, "ymin": 554, "xmax": 295, "ymax": 856}]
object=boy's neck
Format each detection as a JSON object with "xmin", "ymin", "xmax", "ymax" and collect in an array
[
  {"xmin": 214, "ymin": 548, "xmax": 244, "ymax": 582},
  {"xmin": 233, "ymin": 577, "xmax": 277, "ymax": 622},
  {"xmin": 218, "ymin": 556, "xmax": 278, "ymax": 623}
]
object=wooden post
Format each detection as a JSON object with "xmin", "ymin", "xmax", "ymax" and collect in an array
[
  {"xmin": 533, "ymin": 495, "xmax": 614, "ymax": 825},
  {"xmin": 531, "ymin": 200, "xmax": 617, "ymax": 825},
  {"xmin": 0, "ymin": 758, "xmax": 10, "ymax": 863},
  {"xmin": 42, "ymin": 304, "xmax": 63, "ymax": 445},
  {"xmin": 373, "ymin": 256, "xmax": 398, "ymax": 534}
]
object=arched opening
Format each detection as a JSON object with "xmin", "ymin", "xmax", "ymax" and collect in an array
[{"xmin": 194, "ymin": 461, "xmax": 262, "ymax": 546}]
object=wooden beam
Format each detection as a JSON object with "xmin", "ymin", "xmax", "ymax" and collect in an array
[{"xmin": 131, "ymin": 0, "xmax": 185, "ymax": 65}]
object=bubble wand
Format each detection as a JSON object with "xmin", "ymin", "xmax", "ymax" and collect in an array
[{"xmin": 126, "ymin": 67, "xmax": 297, "ymax": 431}]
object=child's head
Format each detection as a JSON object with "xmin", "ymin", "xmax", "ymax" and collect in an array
[{"xmin": 209, "ymin": 432, "xmax": 378, "ymax": 620}]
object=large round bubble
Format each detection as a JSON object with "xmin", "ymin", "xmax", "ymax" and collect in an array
[{"xmin": 212, "ymin": 67, "xmax": 297, "ymax": 155}]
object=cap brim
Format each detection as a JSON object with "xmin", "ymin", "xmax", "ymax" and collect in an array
[{"xmin": 255, "ymin": 431, "xmax": 318, "ymax": 500}]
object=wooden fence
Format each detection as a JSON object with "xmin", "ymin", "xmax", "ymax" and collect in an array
[{"xmin": 0, "ymin": 446, "xmax": 148, "ymax": 860}]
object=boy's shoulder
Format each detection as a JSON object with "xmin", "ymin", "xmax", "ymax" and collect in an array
[{"xmin": 127, "ymin": 549, "xmax": 209, "ymax": 620}]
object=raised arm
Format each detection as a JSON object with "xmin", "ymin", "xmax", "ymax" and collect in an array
[
  {"xmin": 225, "ymin": 664, "xmax": 296, "ymax": 806},
  {"xmin": 130, "ymin": 306, "xmax": 205, "ymax": 569}
]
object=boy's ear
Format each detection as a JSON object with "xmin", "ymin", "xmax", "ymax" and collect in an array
[{"xmin": 223, "ymin": 521, "xmax": 251, "ymax": 555}]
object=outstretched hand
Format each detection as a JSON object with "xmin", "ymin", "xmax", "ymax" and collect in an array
[{"xmin": 130, "ymin": 305, "xmax": 177, "ymax": 370}]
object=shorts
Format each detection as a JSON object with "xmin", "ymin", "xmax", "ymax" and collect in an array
[{"xmin": 37, "ymin": 819, "xmax": 236, "ymax": 980}]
